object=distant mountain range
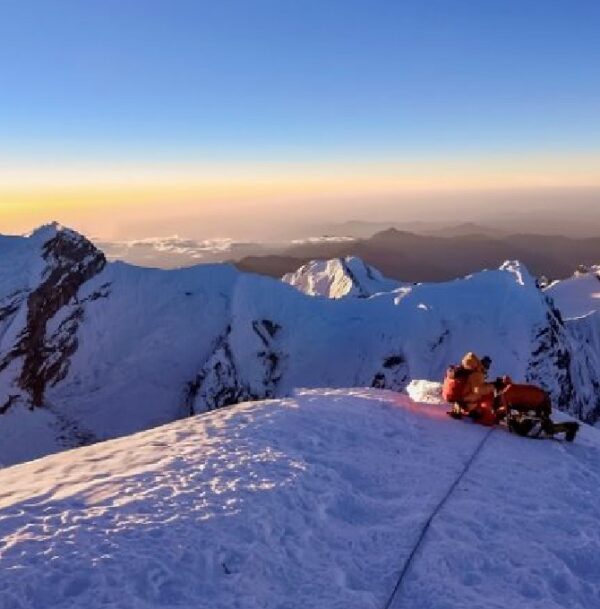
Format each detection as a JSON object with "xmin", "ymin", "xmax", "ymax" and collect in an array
[
  {"xmin": 236, "ymin": 227, "xmax": 600, "ymax": 282},
  {"xmin": 311, "ymin": 220, "xmax": 502, "ymax": 239},
  {"xmin": 93, "ymin": 223, "xmax": 600, "ymax": 283}
]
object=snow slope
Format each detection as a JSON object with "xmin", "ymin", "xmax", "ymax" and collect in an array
[
  {"xmin": 282, "ymin": 256, "xmax": 406, "ymax": 298},
  {"xmin": 0, "ymin": 224, "xmax": 239, "ymax": 464},
  {"xmin": 2, "ymin": 226, "xmax": 600, "ymax": 467},
  {"xmin": 544, "ymin": 267, "xmax": 600, "ymax": 414},
  {"xmin": 546, "ymin": 266, "xmax": 600, "ymax": 318},
  {"xmin": 0, "ymin": 388, "xmax": 598, "ymax": 609},
  {"xmin": 194, "ymin": 260, "xmax": 600, "ymax": 424}
]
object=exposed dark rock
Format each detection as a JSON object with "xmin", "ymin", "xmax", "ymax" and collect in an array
[
  {"xmin": 191, "ymin": 319, "xmax": 286, "ymax": 413},
  {"xmin": 339, "ymin": 258, "xmax": 370, "ymax": 298},
  {"xmin": 80, "ymin": 282, "xmax": 112, "ymax": 303},
  {"xmin": 371, "ymin": 373, "xmax": 386, "ymax": 389},
  {"xmin": 186, "ymin": 331, "xmax": 253, "ymax": 413},
  {"xmin": 0, "ymin": 290, "xmax": 26, "ymax": 323},
  {"xmin": 371, "ymin": 352, "xmax": 410, "ymax": 391},
  {"xmin": 0, "ymin": 394, "xmax": 20, "ymax": 415},
  {"xmin": 1, "ymin": 230, "xmax": 106, "ymax": 408},
  {"xmin": 525, "ymin": 304, "xmax": 600, "ymax": 423},
  {"xmin": 383, "ymin": 355, "xmax": 404, "ymax": 369},
  {"xmin": 430, "ymin": 329, "xmax": 450, "ymax": 351},
  {"xmin": 252, "ymin": 319, "xmax": 281, "ymax": 346}
]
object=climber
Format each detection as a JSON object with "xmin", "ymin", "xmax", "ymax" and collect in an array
[
  {"xmin": 443, "ymin": 352, "xmax": 498, "ymax": 426},
  {"xmin": 443, "ymin": 354, "xmax": 580, "ymax": 441}
]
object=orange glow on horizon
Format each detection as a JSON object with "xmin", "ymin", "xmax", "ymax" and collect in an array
[{"xmin": 2, "ymin": 152, "xmax": 599, "ymax": 238}]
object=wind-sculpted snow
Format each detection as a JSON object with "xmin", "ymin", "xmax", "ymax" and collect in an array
[
  {"xmin": 1, "ymin": 226, "xmax": 600, "ymax": 466},
  {"xmin": 0, "ymin": 390, "xmax": 598, "ymax": 609}
]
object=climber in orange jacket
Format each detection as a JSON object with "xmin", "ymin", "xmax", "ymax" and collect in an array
[{"xmin": 443, "ymin": 352, "xmax": 498, "ymax": 426}]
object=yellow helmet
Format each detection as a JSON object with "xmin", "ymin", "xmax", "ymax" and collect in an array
[{"xmin": 461, "ymin": 352, "xmax": 481, "ymax": 371}]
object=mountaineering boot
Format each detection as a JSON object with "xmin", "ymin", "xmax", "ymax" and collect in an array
[
  {"xmin": 565, "ymin": 424, "xmax": 578, "ymax": 442},
  {"xmin": 549, "ymin": 421, "xmax": 580, "ymax": 442},
  {"xmin": 563, "ymin": 422, "xmax": 579, "ymax": 442}
]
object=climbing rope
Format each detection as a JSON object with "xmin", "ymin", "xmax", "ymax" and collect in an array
[{"xmin": 382, "ymin": 426, "xmax": 495, "ymax": 609}]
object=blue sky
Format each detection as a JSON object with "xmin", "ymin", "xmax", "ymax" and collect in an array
[
  {"xmin": 1, "ymin": 0, "xmax": 599, "ymax": 161},
  {"xmin": 1, "ymin": 1, "xmax": 599, "ymax": 238}
]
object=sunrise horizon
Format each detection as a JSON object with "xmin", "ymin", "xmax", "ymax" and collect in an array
[{"xmin": 2, "ymin": 1, "xmax": 599, "ymax": 240}]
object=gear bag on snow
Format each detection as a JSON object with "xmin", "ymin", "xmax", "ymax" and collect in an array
[
  {"xmin": 501, "ymin": 383, "xmax": 551, "ymax": 418},
  {"xmin": 442, "ymin": 365, "xmax": 472, "ymax": 403}
]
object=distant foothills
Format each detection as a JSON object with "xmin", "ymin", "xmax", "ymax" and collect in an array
[{"xmin": 92, "ymin": 222, "xmax": 600, "ymax": 283}]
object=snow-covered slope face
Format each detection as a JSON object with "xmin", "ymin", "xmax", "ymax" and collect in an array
[
  {"xmin": 1, "ymin": 389, "xmax": 599, "ymax": 609},
  {"xmin": 543, "ymin": 269, "xmax": 600, "ymax": 411},
  {"xmin": 0, "ymin": 225, "xmax": 239, "ymax": 464},
  {"xmin": 545, "ymin": 265, "xmax": 600, "ymax": 318},
  {"xmin": 1, "ymin": 226, "xmax": 600, "ymax": 466},
  {"xmin": 194, "ymin": 259, "xmax": 600, "ymax": 425},
  {"xmin": 282, "ymin": 256, "xmax": 405, "ymax": 298}
]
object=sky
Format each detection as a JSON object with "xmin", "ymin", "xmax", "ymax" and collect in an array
[{"xmin": 1, "ymin": 0, "xmax": 599, "ymax": 239}]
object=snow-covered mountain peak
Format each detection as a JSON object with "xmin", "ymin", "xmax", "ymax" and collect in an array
[
  {"xmin": 0, "ymin": 224, "xmax": 106, "ymax": 414},
  {"xmin": 27, "ymin": 221, "xmax": 77, "ymax": 243},
  {"xmin": 282, "ymin": 256, "xmax": 405, "ymax": 298},
  {"xmin": 40, "ymin": 224, "xmax": 104, "ymax": 267},
  {"xmin": 498, "ymin": 259, "xmax": 535, "ymax": 287},
  {"xmin": 1, "ymin": 388, "xmax": 598, "ymax": 609},
  {"xmin": 24, "ymin": 223, "xmax": 104, "ymax": 272}
]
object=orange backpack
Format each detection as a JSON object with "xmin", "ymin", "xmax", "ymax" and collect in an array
[{"xmin": 442, "ymin": 365, "xmax": 471, "ymax": 403}]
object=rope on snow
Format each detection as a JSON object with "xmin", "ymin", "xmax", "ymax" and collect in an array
[{"xmin": 382, "ymin": 426, "xmax": 495, "ymax": 609}]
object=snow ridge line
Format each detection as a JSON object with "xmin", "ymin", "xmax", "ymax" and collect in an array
[{"xmin": 382, "ymin": 426, "xmax": 496, "ymax": 609}]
